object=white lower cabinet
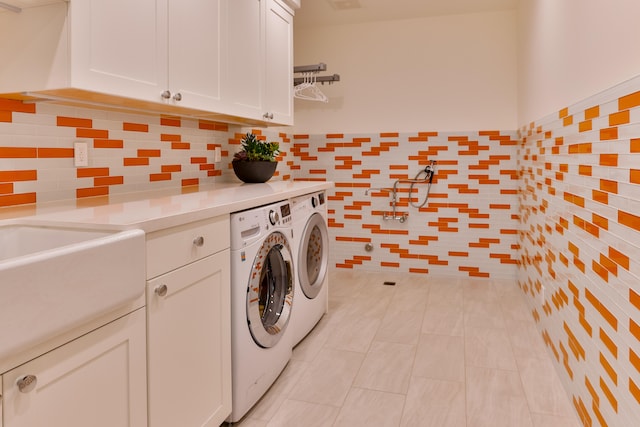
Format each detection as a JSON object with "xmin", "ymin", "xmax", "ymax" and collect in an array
[
  {"xmin": 147, "ymin": 249, "xmax": 231, "ymax": 427},
  {"xmin": 2, "ymin": 309, "xmax": 147, "ymax": 427}
]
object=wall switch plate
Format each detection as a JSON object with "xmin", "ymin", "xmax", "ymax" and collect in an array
[
  {"xmin": 213, "ymin": 146, "xmax": 222, "ymax": 163},
  {"xmin": 74, "ymin": 141, "xmax": 89, "ymax": 167}
]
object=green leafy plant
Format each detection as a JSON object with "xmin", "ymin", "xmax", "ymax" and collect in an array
[{"xmin": 233, "ymin": 133, "xmax": 280, "ymax": 162}]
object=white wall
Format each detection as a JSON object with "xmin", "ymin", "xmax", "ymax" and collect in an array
[
  {"xmin": 292, "ymin": 10, "xmax": 518, "ymax": 134},
  {"xmin": 518, "ymin": 0, "xmax": 640, "ymax": 125}
]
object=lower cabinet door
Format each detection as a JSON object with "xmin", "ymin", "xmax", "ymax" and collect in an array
[
  {"xmin": 147, "ymin": 249, "xmax": 231, "ymax": 427},
  {"xmin": 3, "ymin": 309, "xmax": 147, "ymax": 427}
]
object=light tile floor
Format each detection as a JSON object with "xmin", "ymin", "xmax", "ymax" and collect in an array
[{"xmin": 226, "ymin": 269, "xmax": 581, "ymax": 427}]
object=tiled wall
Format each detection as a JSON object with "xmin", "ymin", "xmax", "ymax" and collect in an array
[
  {"xmin": 518, "ymin": 77, "xmax": 640, "ymax": 426},
  {"xmin": 291, "ymin": 131, "xmax": 520, "ymax": 280},
  {"xmin": 0, "ymin": 98, "xmax": 293, "ymax": 209}
]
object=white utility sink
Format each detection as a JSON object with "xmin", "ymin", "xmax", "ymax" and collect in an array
[{"xmin": 0, "ymin": 223, "xmax": 146, "ymax": 361}]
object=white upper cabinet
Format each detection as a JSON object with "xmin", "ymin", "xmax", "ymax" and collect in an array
[
  {"xmin": 0, "ymin": 0, "xmax": 293, "ymax": 125},
  {"xmin": 227, "ymin": 0, "xmax": 293, "ymax": 126},
  {"xmin": 72, "ymin": 0, "xmax": 226, "ymax": 111},
  {"xmin": 70, "ymin": 0, "xmax": 168, "ymax": 102}
]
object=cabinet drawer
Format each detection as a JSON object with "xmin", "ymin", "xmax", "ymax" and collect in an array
[{"xmin": 146, "ymin": 215, "xmax": 230, "ymax": 279}]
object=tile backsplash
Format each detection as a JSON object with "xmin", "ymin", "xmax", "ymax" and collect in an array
[
  {"xmin": 0, "ymin": 98, "xmax": 293, "ymax": 208},
  {"xmin": 518, "ymin": 76, "xmax": 640, "ymax": 426}
]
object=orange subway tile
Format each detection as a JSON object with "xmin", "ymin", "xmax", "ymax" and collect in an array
[
  {"xmin": 171, "ymin": 142, "xmax": 190, "ymax": 150},
  {"xmin": 619, "ymin": 210, "xmax": 640, "ymax": 232},
  {"xmin": 138, "ymin": 149, "xmax": 161, "ymax": 157},
  {"xmin": 618, "ymin": 90, "xmax": 640, "ymax": 110},
  {"xmin": 76, "ymin": 187, "xmax": 108, "ymax": 198},
  {"xmin": 124, "ymin": 158, "xmax": 149, "ymax": 166},
  {"xmin": 160, "ymin": 117, "xmax": 181, "ymax": 127},
  {"xmin": 0, "ymin": 170, "xmax": 37, "ymax": 182},
  {"xmin": 0, "ymin": 98, "xmax": 36, "ymax": 113},
  {"xmin": 631, "ymin": 289, "xmax": 640, "ymax": 311},
  {"xmin": 161, "ymin": 133, "xmax": 181, "ymax": 142},
  {"xmin": 609, "ymin": 110, "xmax": 629, "ymax": 126},
  {"xmin": 77, "ymin": 167, "xmax": 109, "ymax": 178},
  {"xmin": 0, "ymin": 192, "xmax": 36, "ymax": 207},
  {"xmin": 631, "ymin": 348, "xmax": 640, "ymax": 374},
  {"xmin": 600, "ymin": 353, "xmax": 618, "ymax": 386},
  {"xmin": 631, "ymin": 169, "xmax": 640, "ymax": 184},
  {"xmin": 579, "ymin": 165, "xmax": 592, "ymax": 176},
  {"xmin": 0, "ymin": 183, "xmax": 12, "ymax": 194},
  {"xmin": 182, "ymin": 178, "xmax": 199, "ymax": 186},
  {"xmin": 632, "ymin": 138, "xmax": 640, "ymax": 152},
  {"xmin": 585, "ymin": 105, "xmax": 600, "ymax": 119},
  {"xmin": 0, "ymin": 147, "xmax": 37, "ymax": 158},
  {"xmin": 77, "ymin": 128, "xmax": 108, "ymax": 139},
  {"xmin": 150, "ymin": 173, "xmax": 171, "ymax": 182},
  {"xmin": 563, "ymin": 116, "xmax": 573, "ymax": 126},
  {"xmin": 630, "ymin": 379, "xmax": 640, "ymax": 405},
  {"xmin": 123, "ymin": 122, "xmax": 149, "ymax": 132},
  {"xmin": 599, "ymin": 377, "xmax": 618, "ymax": 412},
  {"xmin": 600, "ymin": 127, "xmax": 618, "ymax": 141},
  {"xmin": 94, "ymin": 139, "xmax": 124, "ymax": 149},
  {"xmin": 57, "ymin": 116, "xmax": 92, "ymax": 128},
  {"xmin": 559, "ymin": 107, "xmax": 569, "ymax": 118},
  {"xmin": 94, "ymin": 176, "xmax": 123, "ymax": 186},
  {"xmin": 579, "ymin": 120, "xmax": 592, "ymax": 132},
  {"xmin": 600, "ymin": 179, "xmax": 618, "ymax": 193},
  {"xmin": 0, "ymin": 110, "xmax": 11, "ymax": 122},
  {"xmin": 592, "ymin": 190, "xmax": 609, "ymax": 204},
  {"xmin": 161, "ymin": 165, "xmax": 181, "ymax": 173},
  {"xmin": 39, "ymin": 148, "xmax": 74, "ymax": 158}
]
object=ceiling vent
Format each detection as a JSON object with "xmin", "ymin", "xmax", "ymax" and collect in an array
[{"xmin": 326, "ymin": 0, "xmax": 361, "ymax": 10}]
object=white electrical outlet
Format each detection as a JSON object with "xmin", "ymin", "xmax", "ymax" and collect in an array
[
  {"xmin": 539, "ymin": 285, "xmax": 545, "ymax": 305},
  {"xmin": 214, "ymin": 146, "xmax": 222, "ymax": 163},
  {"xmin": 74, "ymin": 141, "xmax": 89, "ymax": 167}
]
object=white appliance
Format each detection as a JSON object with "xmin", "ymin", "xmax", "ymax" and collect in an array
[
  {"xmin": 290, "ymin": 191, "xmax": 330, "ymax": 346},
  {"xmin": 229, "ymin": 200, "xmax": 295, "ymax": 422}
]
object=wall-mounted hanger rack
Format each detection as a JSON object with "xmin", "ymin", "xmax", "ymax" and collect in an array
[
  {"xmin": 293, "ymin": 74, "xmax": 340, "ymax": 86},
  {"xmin": 293, "ymin": 63, "xmax": 340, "ymax": 86}
]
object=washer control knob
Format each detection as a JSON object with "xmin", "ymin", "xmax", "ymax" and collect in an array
[
  {"xmin": 269, "ymin": 210, "xmax": 279, "ymax": 225},
  {"xmin": 311, "ymin": 196, "xmax": 318, "ymax": 208}
]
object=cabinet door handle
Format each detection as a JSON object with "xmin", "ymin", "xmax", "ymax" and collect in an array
[
  {"xmin": 193, "ymin": 236, "xmax": 205, "ymax": 247},
  {"xmin": 263, "ymin": 112, "xmax": 274, "ymax": 120},
  {"xmin": 16, "ymin": 375, "xmax": 38, "ymax": 393},
  {"xmin": 173, "ymin": 92, "xmax": 182, "ymax": 102},
  {"xmin": 161, "ymin": 90, "xmax": 172, "ymax": 99},
  {"xmin": 155, "ymin": 284, "xmax": 168, "ymax": 297}
]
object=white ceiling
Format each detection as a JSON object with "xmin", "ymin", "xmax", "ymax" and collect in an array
[{"xmin": 295, "ymin": 0, "xmax": 519, "ymax": 27}]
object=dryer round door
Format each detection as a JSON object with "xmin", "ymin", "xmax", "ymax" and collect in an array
[
  {"xmin": 247, "ymin": 231, "xmax": 294, "ymax": 348},
  {"xmin": 298, "ymin": 212, "xmax": 329, "ymax": 299}
]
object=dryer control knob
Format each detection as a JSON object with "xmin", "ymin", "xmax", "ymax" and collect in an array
[{"xmin": 269, "ymin": 210, "xmax": 279, "ymax": 225}]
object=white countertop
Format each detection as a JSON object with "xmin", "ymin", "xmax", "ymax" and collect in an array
[{"xmin": 0, "ymin": 181, "xmax": 334, "ymax": 232}]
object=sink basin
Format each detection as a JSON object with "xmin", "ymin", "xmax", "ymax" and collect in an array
[
  {"xmin": 0, "ymin": 225, "xmax": 113, "ymax": 261},
  {"xmin": 0, "ymin": 223, "xmax": 146, "ymax": 361}
]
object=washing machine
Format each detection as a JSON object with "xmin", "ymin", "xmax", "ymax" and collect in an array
[
  {"xmin": 290, "ymin": 191, "xmax": 330, "ymax": 346},
  {"xmin": 228, "ymin": 200, "xmax": 295, "ymax": 422}
]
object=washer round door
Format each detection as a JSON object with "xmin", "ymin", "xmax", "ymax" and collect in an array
[
  {"xmin": 298, "ymin": 212, "xmax": 329, "ymax": 299},
  {"xmin": 247, "ymin": 231, "xmax": 294, "ymax": 348}
]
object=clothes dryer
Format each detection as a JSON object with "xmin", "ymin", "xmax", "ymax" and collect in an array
[
  {"xmin": 290, "ymin": 191, "xmax": 329, "ymax": 346},
  {"xmin": 228, "ymin": 200, "xmax": 294, "ymax": 422}
]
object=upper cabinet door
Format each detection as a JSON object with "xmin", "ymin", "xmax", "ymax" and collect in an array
[
  {"xmin": 226, "ymin": 0, "xmax": 264, "ymax": 118},
  {"xmin": 70, "ymin": 0, "xmax": 169, "ymax": 101},
  {"xmin": 227, "ymin": 0, "xmax": 293, "ymax": 126},
  {"xmin": 264, "ymin": 0, "xmax": 293, "ymax": 125},
  {"xmin": 168, "ymin": 0, "xmax": 226, "ymax": 111}
]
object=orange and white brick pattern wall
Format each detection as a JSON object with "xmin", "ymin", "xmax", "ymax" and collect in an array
[
  {"xmin": 518, "ymin": 77, "xmax": 640, "ymax": 427},
  {"xmin": 0, "ymin": 99, "xmax": 292, "ymax": 210},
  {"xmin": 291, "ymin": 131, "xmax": 520, "ymax": 280}
]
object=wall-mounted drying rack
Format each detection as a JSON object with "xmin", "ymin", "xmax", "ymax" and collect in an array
[
  {"xmin": 293, "ymin": 63, "xmax": 340, "ymax": 102},
  {"xmin": 365, "ymin": 161, "xmax": 437, "ymax": 222}
]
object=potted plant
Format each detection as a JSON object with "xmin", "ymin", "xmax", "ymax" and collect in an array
[{"xmin": 232, "ymin": 133, "xmax": 280, "ymax": 183}]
